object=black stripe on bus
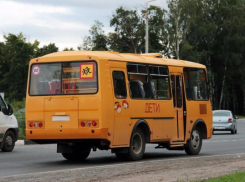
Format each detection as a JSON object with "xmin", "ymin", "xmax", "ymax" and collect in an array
[
  {"xmin": 172, "ymin": 140, "xmax": 185, "ymax": 143},
  {"xmin": 131, "ymin": 117, "xmax": 174, "ymax": 120}
]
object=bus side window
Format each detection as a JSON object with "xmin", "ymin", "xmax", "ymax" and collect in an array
[
  {"xmin": 171, "ymin": 75, "xmax": 176, "ymax": 107},
  {"xmin": 176, "ymin": 75, "xmax": 182, "ymax": 108},
  {"xmin": 149, "ymin": 65, "xmax": 170, "ymax": 100},
  {"xmin": 127, "ymin": 64, "xmax": 150, "ymax": 99},
  {"xmin": 112, "ymin": 71, "xmax": 127, "ymax": 99}
]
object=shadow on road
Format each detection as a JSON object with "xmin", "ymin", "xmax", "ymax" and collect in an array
[{"xmin": 35, "ymin": 152, "xmax": 188, "ymax": 166}]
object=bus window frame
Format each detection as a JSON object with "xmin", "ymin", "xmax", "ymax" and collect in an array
[
  {"xmin": 127, "ymin": 63, "xmax": 150, "ymax": 100},
  {"xmin": 127, "ymin": 63, "xmax": 172, "ymax": 101},
  {"xmin": 183, "ymin": 67, "xmax": 209, "ymax": 101},
  {"xmin": 176, "ymin": 75, "xmax": 182, "ymax": 108},
  {"xmin": 28, "ymin": 60, "xmax": 99, "ymax": 97},
  {"xmin": 149, "ymin": 65, "xmax": 171, "ymax": 100},
  {"xmin": 171, "ymin": 75, "xmax": 176, "ymax": 107}
]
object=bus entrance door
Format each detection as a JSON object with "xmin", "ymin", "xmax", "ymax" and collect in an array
[
  {"xmin": 171, "ymin": 74, "xmax": 184, "ymax": 141},
  {"xmin": 111, "ymin": 69, "xmax": 131, "ymax": 146}
]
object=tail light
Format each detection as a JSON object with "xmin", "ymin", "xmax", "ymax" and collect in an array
[
  {"xmin": 29, "ymin": 122, "xmax": 34, "ymax": 127},
  {"xmin": 92, "ymin": 121, "xmax": 97, "ymax": 126},
  {"xmin": 86, "ymin": 121, "xmax": 91, "ymax": 127},
  {"xmin": 228, "ymin": 118, "xmax": 233, "ymax": 123},
  {"xmin": 38, "ymin": 122, "xmax": 43, "ymax": 128},
  {"xmin": 29, "ymin": 122, "xmax": 43, "ymax": 128},
  {"xmin": 80, "ymin": 121, "xmax": 97, "ymax": 127},
  {"xmin": 81, "ymin": 122, "xmax": 85, "ymax": 127}
]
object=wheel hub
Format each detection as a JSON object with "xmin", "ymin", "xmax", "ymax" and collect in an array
[
  {"xmin": 5, "ymin": 136, "xmax": 13, "ymax": 147},
  {"xmin": 132, "ymin": 133, "xmax": 142, "ymax": 154},
  {"xmin": 191, "ymin": 130, "xmax": 200, "ymax": 149}
]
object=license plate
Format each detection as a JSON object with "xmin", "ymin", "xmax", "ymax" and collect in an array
[
  {"xmin": 52, "ymin": 116, "xmax": 70, "ymax": 121},
  {"xmin": 215, "ymin": 126, "xmax": 225, "ymax": 129}
]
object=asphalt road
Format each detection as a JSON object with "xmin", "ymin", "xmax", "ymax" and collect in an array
[{"xmin": 0, "ymin": 120, "xmax": 245, "ymax": 179}]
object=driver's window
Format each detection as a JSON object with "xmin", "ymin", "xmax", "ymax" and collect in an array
[{"xmin": 0, "ymin": 96, "xmax": 7, "ymax": 111}]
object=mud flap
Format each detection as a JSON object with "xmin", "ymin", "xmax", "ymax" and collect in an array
[{"xmin": 111, "ymin": 147, "xmax": 129, "ymax": 154}]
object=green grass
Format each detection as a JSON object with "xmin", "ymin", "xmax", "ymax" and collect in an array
[
  {"xmin": 204, "ymin": 171, "xmax": 245, "ymax": 182},
  {"xmin": 9, "ymin": 99, "xmax": 26, "ymax": 139}
]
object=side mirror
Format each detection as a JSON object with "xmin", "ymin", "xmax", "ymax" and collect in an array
[
  {"xmin": 1, "ymin": 106, "xmax": 8, "ymax": 115},
  {"xmin": 7, "ymin": 104, "xmax": 13, "ymax": 116}
]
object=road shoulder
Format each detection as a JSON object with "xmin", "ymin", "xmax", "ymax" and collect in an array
[{"xmin": 1, "ymin": 153, "xmax": 245, "ymax": 182}]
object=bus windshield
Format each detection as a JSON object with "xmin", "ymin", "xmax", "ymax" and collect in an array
[{"xmin": 29, "ymin": 61, "xmax": 98, "ymax": 96}]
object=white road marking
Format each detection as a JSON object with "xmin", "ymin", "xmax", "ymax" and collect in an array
[
  {"xmin": 204, "ymin": 139, "xmax": 245, "ymax": 143},
  {"xmin": 1, "ymin": 152, "xmax": 245, "ymax": 179}
]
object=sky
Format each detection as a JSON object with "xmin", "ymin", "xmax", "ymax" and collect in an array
[{"xmin": 0, "ymin": 0, "xmax": 167, "ymax": 50}]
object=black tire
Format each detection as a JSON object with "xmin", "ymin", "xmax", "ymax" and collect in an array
[
  {"xmin": 231, "ymin": 128, "xmax": 235, "ymax": 134},
  {"xmin": 125, "ymin": 128, "xmax": 146, "ymax": 161},
  {"xmin": 235, "ymin": 129, "xmax": 237, "ymax": 134},
  {"xmin": 62, "ymin": 148, "xmax": 91, "ymax": 161},
  {"xmin": 2, "ymin": 131, "xmax": 15, "ymax": 152},
  {"xmin": 185, "ymin": 127, "xmax": 202, "ymax": 155}
]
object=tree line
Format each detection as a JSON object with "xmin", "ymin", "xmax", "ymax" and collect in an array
[{"xmin": 0, "ymin": 0, "xmax": 245, "ymax": 114}]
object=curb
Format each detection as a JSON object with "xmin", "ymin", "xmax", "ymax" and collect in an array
[
  {"xmin": 24, "ymin": 140, "xmax": 37, "ymax": 145},
  {"xmin": 15, "ymin": 140, "xmax": 24, "ymax": 146},
  {"xmin": 16, "ymin": 140, "xmax": 37, "ymax": 146}
]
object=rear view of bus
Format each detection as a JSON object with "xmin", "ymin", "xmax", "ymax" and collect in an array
[
  {"xmin": 26, "ymin": 52, "xmax": 104, "ymax": 161},
  {"xmin": 26, "ymin": 51, "xmax": 212, "ymax": 162}
]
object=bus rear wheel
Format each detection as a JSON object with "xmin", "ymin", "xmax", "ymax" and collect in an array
[
  {"xmin": 62, "ymin": 148, "xmax": 91, "ymax": 161},
  {"xmin": 185, "ymin": 127, "xmax": 202, "ymax": 155},
  {"xmin": 125, "ymin": 128, "xmax": 146, "ymax": 161}
]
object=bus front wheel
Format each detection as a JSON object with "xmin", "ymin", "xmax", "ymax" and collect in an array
[
  {"xmin": 62, "ymin": 148, "xmax": 91, "ymax": 161},
  {"xmin": 185, "ymin": 127, "xmax": 202, "ymax": 155}
]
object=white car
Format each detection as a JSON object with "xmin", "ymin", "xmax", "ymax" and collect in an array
[
  {"xmin": 0, "ymin": 95, "xmax": 18, "ymax": 152},
  {"xmin": 213, "ymin": 110, "xmax": 238, "ymax": 134}
]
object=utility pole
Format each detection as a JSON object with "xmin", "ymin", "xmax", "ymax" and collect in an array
[{"xmin": 145, "ymin": 0, "xmax": 156, "ymax": 53}]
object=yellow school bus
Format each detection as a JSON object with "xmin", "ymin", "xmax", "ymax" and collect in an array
[{"xmin": 26, "ymin": 51, "xmax": 212, "ymax": 161}]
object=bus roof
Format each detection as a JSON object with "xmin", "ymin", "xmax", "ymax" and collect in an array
[{"xmin": 35, "ymin": 51, "xmax": 206, "ymax": 69}]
